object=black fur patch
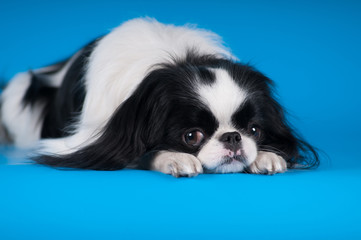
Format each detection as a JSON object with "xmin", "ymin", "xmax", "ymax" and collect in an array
[{"xmin": 22, "ymin": 39, "xmax": 99, "ymax": 138}]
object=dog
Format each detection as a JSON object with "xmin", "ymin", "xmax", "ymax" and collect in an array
[{"xmin": 0, "ymin": 18, "xmax": 319, "ymax": 177}]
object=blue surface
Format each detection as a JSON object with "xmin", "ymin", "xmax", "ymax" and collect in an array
[{"xmin": 1, "ymin": 0, "xmax": 361, "ymax": 239}]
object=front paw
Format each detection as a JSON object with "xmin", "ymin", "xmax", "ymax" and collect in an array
[
  {"xmin": 151, "ymin": 151, "xmax": 203, "ymax": 177},
  {"xmin": 246, "ymin": 151, "xmax": 287, "ymax": 175}
]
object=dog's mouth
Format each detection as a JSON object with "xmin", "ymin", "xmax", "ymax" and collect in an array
[
  {"xmin": 203, "ymin": 154, "xmax": 248, "ymax": 173},
  {"xmin": 220, "ymin": 155, "xmax": 247, "ymax": 166},
  {"xmin": 220, "ymin": 148, "xmax": 248, "ymax": 165}
]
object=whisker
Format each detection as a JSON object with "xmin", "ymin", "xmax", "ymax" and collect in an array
[{"xmin": 258, "ymin": 145, "xmax": 287, "ymax": 157}]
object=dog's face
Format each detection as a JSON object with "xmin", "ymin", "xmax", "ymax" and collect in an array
[{"xmin": 162, "ymin": 68, "xmax": 260, "ymax": 173}]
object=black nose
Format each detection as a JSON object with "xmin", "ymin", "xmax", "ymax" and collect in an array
[{"xmin": 220, "ymin": 132, "xmax": 242, "ymax": 151}]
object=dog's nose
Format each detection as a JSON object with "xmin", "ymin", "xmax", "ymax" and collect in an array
[
  {"xmin": 220, "ymin": 132, "xmax": 242, "ymax": 144},
  {"xmin": 220, "ymin": 132, "xmax": 242, "ymax": 151}
]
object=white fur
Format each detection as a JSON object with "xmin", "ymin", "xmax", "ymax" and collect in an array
[
  {"xmin": 197, "ymin": 69, "xmax": 247, "ymax": 125},
  {"xmin": 247, "ymin": 151, "xmax": 287, "ymax": 174},
  {"xmin": 152, "ymin": 151, "xmax": 203, "ymax": 177},
  {"xmin": 36, "ymin": 18, "xmax": 235, "ymax": 155}
]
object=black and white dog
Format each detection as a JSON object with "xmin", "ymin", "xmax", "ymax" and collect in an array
[{"xmin": 0, "ymin": 18, "xmax": 319, "ymax": 177}]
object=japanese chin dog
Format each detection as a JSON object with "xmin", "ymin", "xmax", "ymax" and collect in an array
[{"xmin": 0, "ymin": 18, "xmax": 319, "ymax": 177}]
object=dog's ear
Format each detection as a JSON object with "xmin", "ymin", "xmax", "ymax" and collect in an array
[
  {"xmin": 34, "ymin": 71, "xmax": 172, "ymax": 170},
  {"xmin": 237, "ymin": 65, "xmax": 320, "ymax": 169},
  {"xmin": 260, "ymin": 96, "xmax": 320, "ymax": 169}
]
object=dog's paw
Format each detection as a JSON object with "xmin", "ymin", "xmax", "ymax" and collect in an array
[
  {"xmin": 247, "ymin": 151, "xmax": 287, "ymax": 175},
  {"xmin": 151, "ymin": 151, "xmax": 203, "ymax": 177}
]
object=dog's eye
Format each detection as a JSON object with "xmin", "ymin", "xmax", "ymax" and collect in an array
[
  {"xmin": 249, "ymin": 125, "xmax": 261, "ymax": 139},
  {"xmin": 184, "ymin": 130, "xmax": 205, "ymax": 147}
]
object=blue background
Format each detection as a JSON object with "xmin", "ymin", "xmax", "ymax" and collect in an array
[{"xmin": 1, "ymin": 0, "xmax": 360, "ymax": 239}]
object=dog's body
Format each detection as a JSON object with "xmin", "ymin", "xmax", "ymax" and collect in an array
[{"xmin": 0, "ymin": 18, "xmax": 318, "ymax": 176}]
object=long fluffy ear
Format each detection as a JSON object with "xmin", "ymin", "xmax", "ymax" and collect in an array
[
  {"xmin": 34, "ymin": 71, "xmax": 171, "ymax": 170},
  {"xmin": 260, "ymin": 96, "xmax": 320, "ymax": 169}
]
